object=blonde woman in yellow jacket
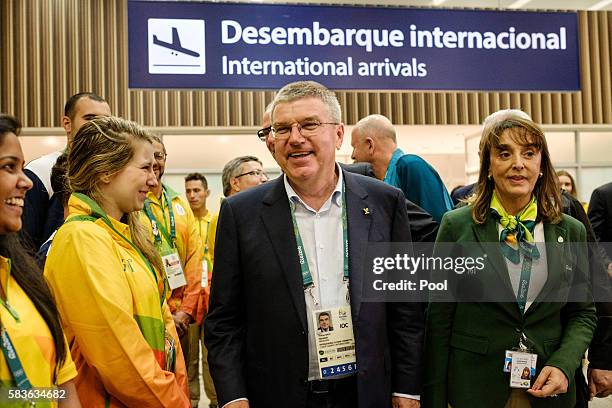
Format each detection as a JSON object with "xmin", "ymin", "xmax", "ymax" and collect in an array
[
  {"xmin": 44, "ymin": 117, "xmax": 190, "ymax": 407},
  {"xmin": 0, "ymin": 114, "xmax": 81, "ymax": 407}
]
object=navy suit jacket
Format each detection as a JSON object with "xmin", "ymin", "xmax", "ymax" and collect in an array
[{"xmin": 204, "ymin": 169, "xmax": 424, "ymax": 408}]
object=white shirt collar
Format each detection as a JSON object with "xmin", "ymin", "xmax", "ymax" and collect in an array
[{"xmin": 283, "ymin": 163, "xmax": 343, "ymax": 211}]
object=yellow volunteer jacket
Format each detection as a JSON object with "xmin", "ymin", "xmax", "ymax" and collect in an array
[
  {"xmin": 44, "ymin": 194, "xmax": 190, "ymax": 407},
  {"xmin": 1, "ymin": 256, "xmax": 77, "ymax": 407},
  {"xmin": 141, "ymin": 185, "xmax": 204, "ymax": 324}
]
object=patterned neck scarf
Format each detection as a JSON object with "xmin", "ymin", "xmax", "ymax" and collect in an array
[{"xmin": 490, "ymin": 191, "xmax": 540, "ymax": 264}]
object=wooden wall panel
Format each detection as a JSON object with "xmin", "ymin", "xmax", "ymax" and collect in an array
[{"xmin": 0, "ymin": 1, "xmax": 610, "ymax": 127}]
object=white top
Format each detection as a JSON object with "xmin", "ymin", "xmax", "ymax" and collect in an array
[
  {"xmin": 283, "ymin": 169, "xmax": 346, "ymax": 380},
  {"xmin": 25, "ymin": 149, "xmax": 63, "ymax": 198}
]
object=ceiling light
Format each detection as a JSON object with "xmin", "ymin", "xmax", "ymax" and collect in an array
[
  {"xmin": 589, "ymin": 0, "xmax": 612, "ymax": 10},
  {"xmin": 508, "ymin": 0, "xmax": 532, "ymax": 9}
]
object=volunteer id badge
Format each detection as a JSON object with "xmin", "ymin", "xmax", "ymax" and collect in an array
[
  {"xmin": 162, "ymin": 251, "xmax": 187, "ymax": 290},
  {"xmin": 201, "ymin": 258, "xmax": 209, "ymax": 288},
  {"xmin": 506, "ymin": 350, "xmax": 537, "ymax": 389},
  {"xmin": 312, "ymin": 306, "xmax": 357, "ymax": 378}
]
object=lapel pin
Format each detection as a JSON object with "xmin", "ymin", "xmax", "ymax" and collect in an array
[
  {"xmin": 557, "ymin": 236, "xmax": 564, "ymax": 243},
  {"xmin": 363, "ymin": 207, "xmax": 370, "ymax": 215}
]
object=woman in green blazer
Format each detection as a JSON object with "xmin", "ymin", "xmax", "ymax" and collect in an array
[{"xmin": 423, "ymin": 110, "xmax": 596, "ymax": 408}]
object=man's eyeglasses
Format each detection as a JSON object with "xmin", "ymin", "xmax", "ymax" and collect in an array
[
  {"xmin": 257, "ymin": 126, "xmax": 271, "ymax": 142},
  {"xmin": 271, "ymin": 120, "xmax": 339, "ymax": 140},
  {"xmin": 235, "ymin": 169, "xmax": 267, "ymax": 179},
  {"xmin": 154, "ymin": 152, "xmax": 167, "ymax": 161}
]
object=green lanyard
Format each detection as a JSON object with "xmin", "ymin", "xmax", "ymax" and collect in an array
[
  {"xmin": 143, "ymin": 187, "xmax": 176, "ymax": 247},
  {"xmin": 289, "ymin": 183, "xmax": 349, "ymax": 290},
  {"xmin": 197, "ymin": 217, "xmax": 210, "ymax": 254},
  {"xmin": 1, "ymin": 326, "xmax": 33, "ymax": 392},
  {"xmin": 0, "ymin": 259, "xmax": 20, "ymax": 323},
  {"xmin": 72, "ymin": 193, "xmax": 167, "ymax": 307},
  {"xmin": 0, "ymin": 260, "xmax": 34, "ymax": 393}
]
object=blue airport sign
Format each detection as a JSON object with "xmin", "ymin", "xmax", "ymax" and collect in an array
[{"xmin": 128, "ymin": 1, "xmax": 580, "ymax": 91}]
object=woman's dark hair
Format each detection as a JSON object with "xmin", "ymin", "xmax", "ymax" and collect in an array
[
  {"xmin": 0, "ymin": 114, "xmax": 67, "ymax": 382},
  {"xmin": 50, "ymin": 152, "xmax": 70, "ymax": 207}
]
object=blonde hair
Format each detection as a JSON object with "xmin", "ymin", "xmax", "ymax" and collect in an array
[
  {"xmin": 67, "ymin": 116, "xmax": 163, "ymax": 274},
  {"xmin": 556, "ymin": 170, "xmax": 578, "ymax": 198},
  {"xmin": 471, "ymin": 112, "xmax": 561, "ymax": 224}
]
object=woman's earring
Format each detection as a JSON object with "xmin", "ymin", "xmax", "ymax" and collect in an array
[
  {"xmin": 487, "ymin": 174, "xmax": 492, "ymax": 180},
  {"xmin": 539, "ymin": 172, "xmax": 543, "ymax": 178}
]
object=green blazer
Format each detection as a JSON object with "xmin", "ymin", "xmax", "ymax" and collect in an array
[{"xmin": 423, "ymin": 205, "xmax": 597, "ymax": 408}]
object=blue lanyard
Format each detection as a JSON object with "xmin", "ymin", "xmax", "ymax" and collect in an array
[
  {"xmin": 517, "ymin": 255, "xmax": 533, "ymax": 315},
  {"xmin": 288, "ymin": 183, "xmax": 349, "ymax": 289}
]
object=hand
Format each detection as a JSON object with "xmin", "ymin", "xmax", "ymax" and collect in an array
[
  {"xmin": 224, "ymin": 401, "xmax": 249, "ymax": 408},
  {"xmin": 172, "ymin": 311, "xmax": 191, "ymax": 337},
  {"xmin": 58, "ymin": 380, "xmax": 82, "ymax": 408},
  {"xmin": 527, "ymin": 366, "xmax": 568, "ymax": 398},
  {"xmin": 392, "ymin": 396, "xmax": 420, "ymax": 408},
  {"xmin": 588, "ymin": 368, "xmax": 612, "ymax": 399}
]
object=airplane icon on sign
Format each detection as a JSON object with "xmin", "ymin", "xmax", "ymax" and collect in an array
[{"xmin": 153, "ymin": 27, "xmax": 200, "ymax": 57}]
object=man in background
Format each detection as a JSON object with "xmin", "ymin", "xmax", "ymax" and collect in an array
[
  {"xmin": 141, "ymin": 136, "xmax": 204, "ymax": 408},
  {"xmin": 185, "ymin": 172, "xmax": 217, "ymax": 408},
  {"xmin": 22, "ymin": 91, "xmax": 110, "ymax": 248},
  {"xmin": 350, "ymin": 114, "xmax": 452, "ymax": 223}
]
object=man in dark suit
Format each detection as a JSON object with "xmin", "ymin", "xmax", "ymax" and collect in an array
[
  {"xmin": 340, "ymin": 162, "xmax": 438, "ymax": 243},
  {"xmin": 587, "ymin": 182, "xmax": 612, "ymax": 399},
  {"xmin": 205, "ymin": 81, "xmax": 424, "ymax": 408}
]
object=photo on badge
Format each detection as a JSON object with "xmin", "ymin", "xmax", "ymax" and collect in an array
[{"xmin": 509, "ymin": 351, "xmax": 537, "ymax": 389}]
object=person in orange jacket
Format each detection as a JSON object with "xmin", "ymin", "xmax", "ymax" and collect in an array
[{"xmin": 140, "ymin": 135, "xmax": 204, "ymax": 407}]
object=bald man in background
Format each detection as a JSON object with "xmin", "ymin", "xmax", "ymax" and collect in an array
[{"xmin": 350, "ymin": 114, "xmax": 452, "ymax": 223}]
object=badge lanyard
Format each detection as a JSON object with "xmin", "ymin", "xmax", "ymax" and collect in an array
[
  {"xmin": 517, "ymin": 251, "xmax": 533, "ymax": 316},
  {"xmin": 0, "ymin": 259, "xmax": 20, "ymax": 323},
  {"xmin": 197, "ymin": 218, "xmax": 210, "ymax": 255},
  {"xmin": 1, "ymin": 327, "xmax": 34, "ymax": 392},
  {"xmin": 73, "ymin": 193, "xmax": 167, "ymax": 307},
  {"xmin": 0, "ymin": 259, "xmax": 34, "ymax": 394},
  {"xmin": 288, "ymin": 183, "xmax": 349, "ymax": 305},
  {"xmin": 143, "ymin": 187, "xmax": 176, "ymax": 248}
]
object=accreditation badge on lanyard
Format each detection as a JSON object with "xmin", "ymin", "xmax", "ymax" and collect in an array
[
  {"xmin": 145, "ymin": 195, "xmax": 187, "ymax": 290},
  {"xmin": 161, "ymin": 248, "xmax": 187, "ymax": 290},
  {"xmin": 201, "ymin": 253, "xmax": 210, "ymax": 288},
  {"xmin": 504, "ymin": 332, "xmax": 537, "ymax": 389},
  {"xmin": 503, "ymin": 253, "xmax": 538, "ymax": 388},
  {"xmin": 290, "ymin": 181, "xmax": 356, "ymax": 379},
  {"xmin": 312, "ymin": 306, "xmax": 357, "ymax": 378}
]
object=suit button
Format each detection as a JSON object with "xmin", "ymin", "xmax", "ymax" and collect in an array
[{"xmin": 301, "ymin": 331, "xmax": 306, "ymax": 336}]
